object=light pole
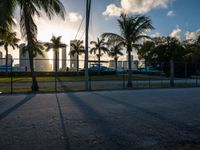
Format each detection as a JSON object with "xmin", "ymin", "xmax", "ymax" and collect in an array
[{"xmin": 84, "ymin": 0, "xmax": 91, "ymax": 90}]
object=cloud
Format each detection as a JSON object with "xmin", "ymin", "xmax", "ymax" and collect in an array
[
  {"xmin": 103, "ymin": 0, "xmax": 173, "ymax": 17},
  {"xmin": 68, "ymin": 12, "xmax": 82, "ymax": 23},
  {"xmin": 151, "ymin": 32, "xmax": 162, "ymax": 37},
  {"xmin": 167, "ymin": 10, "xmax": 175, "ymax": 17},
  {"xmin": 102, "ymin": 4, "xmax": 123, "ymax": 17},
  {"xmin": 185, "ymin": 29, "xmax": 200, "ymax": 40},
  {"xmin": 170, "ymin": 26, "xmax": 182, "ymax": 40}
]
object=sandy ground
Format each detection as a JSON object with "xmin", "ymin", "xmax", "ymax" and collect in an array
[{"xmin": 0, "ymin": 88, "xmax": 200, "ymax": 150}]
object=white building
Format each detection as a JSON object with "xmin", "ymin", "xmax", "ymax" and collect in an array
[
  {"xmin": 109, "ymin": 54, "xmax": 138, "ymax": 71},
  {"xmin": 62, "ymin": 47, "xmax": 67, "ymax": 70},
  {"xmin": 0, "ymin": 51, "xmax": 3, "ymax": 65},
  {"xmin": 19, "ymin": 44, "xmax": 51, "ymax": 72}
]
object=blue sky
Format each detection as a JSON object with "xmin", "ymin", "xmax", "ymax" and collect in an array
[
  {"xmin": 63, "ymin": 0, "xmax": 200, "ymax": 41},
  {"xmin": 1, "ymin": 0, "xmax": 200, "ymax": 59},
  {"xmin": 8, "ymin": 0, "xmax": 200, "ymax": 43}
]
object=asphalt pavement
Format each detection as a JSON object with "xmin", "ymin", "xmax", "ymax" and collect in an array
[{"xmin": 0, "ymin": 88, "xmax": 200, "ymax": 150}]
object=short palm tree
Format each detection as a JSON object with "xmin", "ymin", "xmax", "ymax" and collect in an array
[
  {"xmin": 108, "ymin": 42, "xmax": 124, "ymax": 73},
  {"xmin": 102, "ymin": 13, "xmax": 154, "ymax": 87},
  {"xmin": 69, "ymin": 40, "xmax": 85, "ymax": 74},
  {"xmin": 45, "ymin": 35, "xmax": 66, "ymax": 73},
  {"xmin": 90, "ymin": 37, "xmax": 109, "ymax": 72},
  {"xmin": 1, "ymin": 0, "xmax": 65, "ymax": 91},
  {"xmin": 0, "ymin": 31, "xmax": 19, "ymax": 72}
]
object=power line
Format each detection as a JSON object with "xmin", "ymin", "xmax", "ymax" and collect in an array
[{"xmin": 74, "ymin": 14, "xmax": 85, "ymax": 40}]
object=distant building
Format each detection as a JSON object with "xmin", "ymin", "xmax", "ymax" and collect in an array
[
  {"xmin": 70, "ymin": 40, "xmax": 78, "ymax": 71},
  {"xmin": 109, "ymin": 54, "xmax": 138, "ymax": 71},
  {"xmin": 34, "ymin": 52, "xmax": 51, "ymax": 72},
  {"xmin": 0, "ymin": 51, "xmax": 3, "ymax": 65},
  {"xmin": 62, "ymin": 47, "xmax": 67, "ymax": 70},
  {"xmin": 7, "ymin": 54, "xmax": 13, "ymax": 66},
  {"xmin": 19, "ymin": 43, "xmax": 29, "ymax": 69},
  {"xmin": 19, "ymin": 43, "xmax": 51, "ymax": 72},
  {"xmin": 52, "ymin": 50, "xmax": 60, "ymax": 72},
  {"xmin": 123, "ymin": 55, "xmax": 138, "ymax": 71}
]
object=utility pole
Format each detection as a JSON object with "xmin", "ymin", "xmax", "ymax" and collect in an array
[{"xmin": 84, "ymin": 0, "xmax": 91, "ymax": 90}]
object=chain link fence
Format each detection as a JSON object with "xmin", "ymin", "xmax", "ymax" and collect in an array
[{"xmin": 0, "ymin": 58, "xmax": 200, "ymax": 94}]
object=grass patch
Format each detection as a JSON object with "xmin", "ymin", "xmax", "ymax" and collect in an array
[{"xmin": 0, "ymin": 74, "xmax": 168, "ymax": 83}]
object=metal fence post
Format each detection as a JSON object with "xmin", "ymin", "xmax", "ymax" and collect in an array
[
  {"xmin": 55, "ymin": 52, "xmax": 58, "ymax": 93},
  {"xmin": 89, "ymin": 72, "xmax": 91, "ymax": 90},
  {"xmin": 196, "ymin": 63, "xmax": 198, "ymax": 87},
  {"xmin": 10, "ymin": 59, "xmax": 13, "ymax": 94},
  {"xmin": 123, "ymin": 67, "xmax": 125, "ymax": 89},
  {"xmin": 160, "ymin": 62, "xmax": 163, "ymax": 88},
  {"xmin": 185, "ymin": 62, "xmax": 188, "ymax": 86},
  {"xmin": 170, "ymin": 59, "xmax": 174, "ymax": 87}
]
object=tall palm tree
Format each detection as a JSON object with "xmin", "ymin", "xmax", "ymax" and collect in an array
[
  {"xmin": 90, "ymin": 37, "xmax": 109, "ymax": 73},
  {"xmin": 69, "ymin": 40, "xmax": 85, "ymax": 74},
  {"xmin": 108, "ymin": 42, "xmax": 124, "ymax": 73},
  {"xmin": 45, "ymin": 35, "xmax": 66, "ymax": 72},
  {"xmin": 0, "ymin": 31, "xmax": 19, "ymax": 72},
  {"xmin": 102, "ymin": 13, "xmax": 154, "ymax": 87},
  {"xmin": 1, "ymin": 0, "xmax": 65, "ymax": 91}
]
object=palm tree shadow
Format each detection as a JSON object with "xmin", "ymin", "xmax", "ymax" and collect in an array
[
  {"xmin": 55, "ymin": 94, "xmax": 71, "ymax": 150},
  {"xmin": 57, "ymin": 77, "xmax": 69, "ymax": 91},
  {"xmin": 66, "ymin": 92, "xmax": 135, "ymax": 150},
  {"xmin": 91, "ymin": 92, "xmax": 200, "ymax": 135},
  {"xmin": 0, "ymin": 94, "xmax": 36, "ymax": 121}
]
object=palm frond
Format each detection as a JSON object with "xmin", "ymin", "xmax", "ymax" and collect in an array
[{"xmin": 37, "ymin": 0, "xmax": 66, "ymax": 20}]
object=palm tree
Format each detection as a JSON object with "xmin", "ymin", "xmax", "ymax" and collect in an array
[
  {"xmin": 90, "ymin": 37, "xmax": 109, "ymax": 73},
  {"xmin": 183, "ymin": 36, "xmax": 200, "ymax": 62},
  {"xmin": 108, "ymin": 42, "xmax": 124, "ymax": 73},
  {"xmin": 102, "ymin": 13, "xmax": 154, "ymax": 87},
  {"xmin": 45, "ymin": 35, "xmax": 66, "ymax": 73},
  {"xmin": 69, "ymin": 40, "xmax": 85, "ymax": 74},
  {"xmin": 0, "ymin": 31, "xmax": 19, "ymax": 72},
  {"xmin": 1, "ymin": 0, "xmax": 65, "ymax": 91}
]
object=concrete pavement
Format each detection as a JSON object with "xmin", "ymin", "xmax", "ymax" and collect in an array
[{"xmin": 0, "ymin": 88, "xmax": 200, "ymax": 150}]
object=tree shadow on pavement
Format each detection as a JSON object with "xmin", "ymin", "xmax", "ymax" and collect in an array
[
  {"xmin": 66, "ymin": 92, "xmax": 136, "ymax": 150},
  {"xmin": 0, "ymin": 94, "xmax": 36, "ymax": 121},
  {"xmin": 91, "ymin": 92, "xmax": 200, "ymax": 141},
  {"xmin": 55, "ymin": 94, "xmax": 71, "ymax": 150}
]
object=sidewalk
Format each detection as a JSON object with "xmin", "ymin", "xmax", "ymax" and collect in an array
[{"xmin": 0, "ymin": 88, "xmax": 200, "ymax": 150}]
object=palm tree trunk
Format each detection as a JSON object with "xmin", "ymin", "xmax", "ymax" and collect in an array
[
  {"xmin": 98, "ymin": 48, "xmax": 101, "ymax": 75},
  {"xmin": 127, "ymin": 44, "xmax": 132, "ymax": 87},
  {"xmin": 23, "ymin": 7, "xmax": 39, "ymax": 92},
  {"xmin": 77, "ymin": 54, "xmax": 79, "ymax": 75},
  {"xmin": 55, "ymin": 50, "xmax": 58, "ymax": 91}
]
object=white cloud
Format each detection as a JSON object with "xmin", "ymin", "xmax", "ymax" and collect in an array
[
  {"xmin": 151, "ymin": 32, "xmax": 162, "ymax": 37},
  {"xmin": 103, "ymin": 0, "xmax": 173, "ymax": 17},
  {"xmin": 68, "ymin": 12, "xmax": 82, "ymax": 23},
  {"xmin": 185, "ymin": 29, "xmax": 200, "ymax": 40},
  {"xmin": 170, "ymin": 26, "xmax": 182, "ymax": 40},
  {"xmin": 167, "ymin": 10, "xmax": 175, "ymax": 17},
  {"xmin": 102, "ymin": 4, "xmax": 123, "ymax": 17}
]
